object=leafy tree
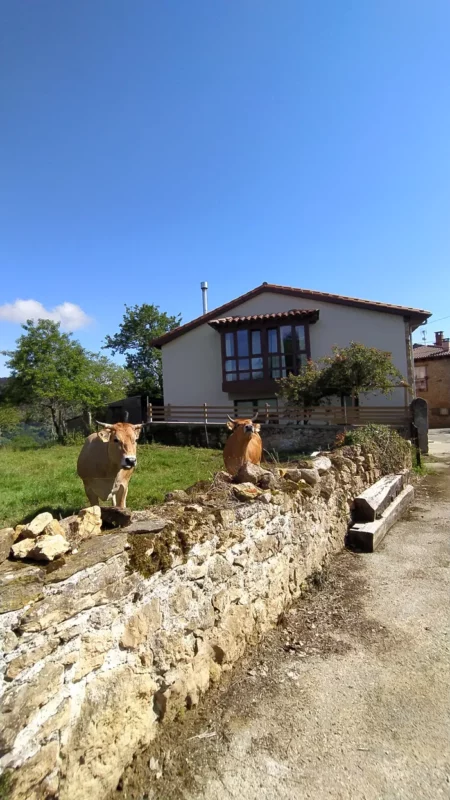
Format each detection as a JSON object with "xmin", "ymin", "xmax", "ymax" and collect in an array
[
  {"xmin": 278, "ymin": 342, "xmax": 406, "ymax": 417},
  {"xmin": 2, "ymin": 320, "xmax": 131, "ymax": 441},
  {"xmin": 278, "ymin": 361, "xmax": 327, "ymax": 422},
  {"xmin": 319, "ymin": 342, "xmax": 406, "ymax": 400},
  {"xmin": 0, "ymin": 403, "xmax": 22, "ymax": 437},
  {"xmin": 103, "ymin": 304, "xmax": 181, "ymax": 399}
]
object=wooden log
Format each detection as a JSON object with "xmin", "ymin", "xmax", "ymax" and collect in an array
[
  {"xmin": 353, "ymin": 473, "xmax": 406, "ymax": 522},
  {"xmin": 347, "ymin": 485, "xmax": 414, "ymax": 552}
]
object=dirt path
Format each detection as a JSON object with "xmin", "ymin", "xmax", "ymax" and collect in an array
[{"xmin": 116, "ymin": 450, "xmax": 450, "ymax": 800}]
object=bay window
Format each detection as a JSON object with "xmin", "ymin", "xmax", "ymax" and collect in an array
[{"xmin": 210, "ymin": 309, "xmax": 318, "ymax": 392}]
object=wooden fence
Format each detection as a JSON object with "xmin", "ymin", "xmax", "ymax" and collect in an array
[{"xmin": 147, "ymin": 403, "xmax": 411, "ymax": 428}]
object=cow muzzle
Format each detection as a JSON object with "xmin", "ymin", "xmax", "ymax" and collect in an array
[
  {"xmin": 244, "ymin": 424, "xmax": 254, "ymax": 433},
  {"xmin": 122, "ymin": 456, "xmax": 137, "ymax": 470}
]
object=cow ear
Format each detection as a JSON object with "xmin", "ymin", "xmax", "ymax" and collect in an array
[
  {"xmin": 133, "ymin": 424, "xmax": 143, "ymax": 434},
  {"xmin": 226, "ymin": 421, "xmax": 234, "ymax": 431},
  {"xmin": 254, "ymin": 423, "xmax": 261, "ymax": 433},
  {"xmin": 97, "ymin": 429, "xmax": 111, "ymax": 442}
]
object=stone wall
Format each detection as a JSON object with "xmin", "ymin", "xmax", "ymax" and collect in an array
[
  {"xmin": 147, "ymin": 422, "xmax": 410, "ymax": 453},
  {"xmin": 0, "ymin": 448, "xmax": 408, "ymax": 800}
]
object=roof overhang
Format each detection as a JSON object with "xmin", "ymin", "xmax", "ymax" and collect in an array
[
  {"xmin": 151, "ymin": 282, "xmax": 432, "ymax": 348},
  {"xmin": 208, "ymin": 308, "xmax": 320, "ymax": 330}
]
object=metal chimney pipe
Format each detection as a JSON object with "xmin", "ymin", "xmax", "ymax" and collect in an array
[{"xmin": 201, "ymin": 281, "xmax": 208, "ymax": 314}]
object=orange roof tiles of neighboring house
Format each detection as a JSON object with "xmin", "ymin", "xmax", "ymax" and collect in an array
[
  {"xmin": 414, "ymin": 345, "xmax": 450, "ymax": 361},
  {"xmin": 151, "ymin": 282, "xmax": 432, "ymax": 347},
  {"xmin": 209, "ymin": 308, "xmax": 320, "ymax": 328}
]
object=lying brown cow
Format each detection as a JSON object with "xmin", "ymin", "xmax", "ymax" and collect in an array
[
  {"xmin": 77, "ymin": 421, "xmax": 142, "ymax": 508},
  {"xmin": 223, "ymin": 414, "xmax": 262, "ymax": 476}
]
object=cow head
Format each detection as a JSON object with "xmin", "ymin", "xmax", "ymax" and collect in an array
[
  {"xmin": 226, "ymin": 413, "xmax": 261, "ymax": 436},
  {"xmin": 95, "ymin": 422, "xmax": 143, "ymax": 469}
]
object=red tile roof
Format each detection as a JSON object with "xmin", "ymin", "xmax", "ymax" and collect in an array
[
  {"xmin": 208, "ymin": 308, "xmax": 319, "ymax": 328},
  {"xmin": 151, "ymin": 283, "xmax": 432, "ymax": 347},
  {"xmin": 414, "ymin": 345, "xmax": 450, "ymax": 361}
]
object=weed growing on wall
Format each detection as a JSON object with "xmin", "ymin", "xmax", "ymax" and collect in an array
[{"xmin": 337, "ymin": 424, "xmax": 412, "ymax": 473}]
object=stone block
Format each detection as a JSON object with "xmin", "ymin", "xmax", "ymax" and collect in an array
[
  {"xmin": 5, "ymin": 639, "xmax": 57, "ymax": 681},
  {"xmin": 0, "ymin": 662, "xmax": 64, "ymax": 753},
  {"xmin": 299, "ymin": 468, "xmax": 320, "ymax": 486},
  {"xmin": 73, "ymin": 632, "xmax": 115, "ymax": 681},
  {"xmin": 29, "ymin": 534, "xmax": 71, "ymax": 562},
  {"xmin": 0, "ymin": 527, "xmax": 14, "ymax": 564},
  {"xmin": 120, "ymin": 598, "xmax": 162, "ymax": 649},
  {"xmin": 9, "ymin": 740, "xmax": 60, "ymax": 800},
  {"xmin": 233, "ymin": 483, "xmax": 263, "ymax": 502},
  {"xmin": 0, "ymin": 560, "xmax": 44, "ymax": 614},
  {"xmin": 18, "ymin": 512, "xmax": 53, "ymax": 540}
]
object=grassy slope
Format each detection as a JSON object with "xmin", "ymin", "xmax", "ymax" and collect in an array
[{"xmin": 0, "ymin": 444, "xmax": 223, "ymax": 528}]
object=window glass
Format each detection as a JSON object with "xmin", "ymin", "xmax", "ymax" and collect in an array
[
  {"xmin": 225, "ymin": 372, "xmax": 237, "ymax": 381},
  {"xmin": 251, "ymin": 357, "xmax": 263, "ymax": 370},
  {"xmin": 280, "ymin": 326, "xmax": 294, "ymax": 355},
  {"xmin": 239, "ymin": 372, "xmax": 250, "ymax": 380},
  {"xmin": 268, "ymin": 329, "xmax": 278, "ymax": 353},
  {"xmin": 225, "ymin": 359, "xmax": 236, "ymax": 372},
  {"xmin": 237, "ymin": 330, "xmax": 249, "ymax": 356},
  {"xmin": 251, "ymin": 330, "xmax": 261, "ymax": 354},
  {"xmin": 238, "ymin": 358, "xmax": 250, "ymax": 371},
  {"xmin": 225, "ymin": 333, "xmax": 234, "ymax": 357},
  {"xmin": 295, "ymin": 325, "xmax": 306, "ymax": 351}
]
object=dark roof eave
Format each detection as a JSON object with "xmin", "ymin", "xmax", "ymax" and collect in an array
[
  {"xmin": 208, "ymin": 309, "xmax": 320, "ymax": 330},
  {"xmin": 414, "ymin": 352, "xmax": 450, "ymax": 361}
]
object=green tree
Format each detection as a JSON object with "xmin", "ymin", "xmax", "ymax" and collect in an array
[
  {"xmin": 278, "ymin": 360, "xmax": 327, "ymax": 422},
  {"xmin": 2, "ymin": 320, "xmax": 131, "ymax": 441},
  {"xmin": 0, "ymin": 403, "xmax": 22, "ymax": 437},
  {"xmin": 103, "ymin": 304, "xmax": 181, "ymax": 399},
  {"xmin": 319, "ymin": 342, "xmax": 406, "ymax": 400},
  {"xmin": 278, "ymin": 342, "xmax": 406, "ymax": 416}
]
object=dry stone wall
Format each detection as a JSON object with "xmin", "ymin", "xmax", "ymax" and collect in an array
[{"xmin": 0, "ymin": 447, "xmax": 408, "ymax": 800}]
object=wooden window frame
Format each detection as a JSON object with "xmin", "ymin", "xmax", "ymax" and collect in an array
[{"xmin": 220, "ymin": 320, "xmax": 311, "ymax": 393}]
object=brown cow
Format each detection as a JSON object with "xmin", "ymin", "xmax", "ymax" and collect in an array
[
  {"xmin": 77, "ymin": 421, "xmax": 143, "ymax": 508},
  {"xmin": 223, "ymin": 414, "xmax": 262, "ymax": 476}
]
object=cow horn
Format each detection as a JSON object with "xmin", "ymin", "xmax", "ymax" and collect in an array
[
  {"xmin": 251, "ymin": 411, "xmax": 259, "ymax": 422},
  {"xmin": 95, "ymin": 420, "xmax": 113, "ymax": 428},
  {"xmin": 227, "ymin": 415, "xmax": 236, "ymax": 423}
]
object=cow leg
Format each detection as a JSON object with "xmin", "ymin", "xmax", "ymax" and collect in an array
[
  {"xmin": 116, "ymin": 484, "xmax": 128, "ymax": 509},
  {"xmin": 111, "ymin": 494, "xmax": 117, "ymax": 507},
  {"xmin": 84, "ymin": 485, "xmax": 99, "ymax": 507}
]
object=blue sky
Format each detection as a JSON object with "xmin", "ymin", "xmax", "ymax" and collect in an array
[{"xmin": 1, "ymin": 0, "xmax": 450, "ymax": 373}]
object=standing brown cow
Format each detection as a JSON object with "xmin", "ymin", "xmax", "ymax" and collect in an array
[
  {"xmin": 77, "ymin": 421, "xmax": 143, "ymax": 508},
  {"xmin": 223, "ymin": 414, "xmax": 262, "ymax": 476}
]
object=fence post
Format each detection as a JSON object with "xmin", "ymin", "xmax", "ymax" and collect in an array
[
  {"xmin": 265, "ymin": 403, "xmax": 270, "ymax": 425},
  {"xmin": 203, "ymin": 403, "xmax": 209, "ymax": 447},
  {"xmin": 410, "ymin": 397, "xmax": 428, "ymax": 454},
  {"xmin": 167, "ymin": 404, "xmax": 171, "ymax": 422},
  {"xmin": 148, "ymin": 403, "xmax": 153, "ymax": 423}
]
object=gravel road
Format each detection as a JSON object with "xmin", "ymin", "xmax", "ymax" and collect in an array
[{"xmin": 115, "ymin": 438, "xmax": 450, "ymax": 800}]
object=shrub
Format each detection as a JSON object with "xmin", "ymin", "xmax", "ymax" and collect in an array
[{"xmin": 336, "ymin": 424, "xmax": 412, "ymax": 473}]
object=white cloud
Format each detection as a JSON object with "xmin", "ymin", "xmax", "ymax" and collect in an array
[{"xmin": 0, "ymin": 299, "xmax": 92, "ymax": 331}]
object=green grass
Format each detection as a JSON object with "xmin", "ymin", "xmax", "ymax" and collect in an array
[{"xmin": 0, "ymin": 444, "xmax": 224, "ymax": 528}]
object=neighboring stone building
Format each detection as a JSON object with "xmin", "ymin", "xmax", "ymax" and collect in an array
[{"xmin": 414, "ymin": 331, "xmax": 450, "ymax": 428}]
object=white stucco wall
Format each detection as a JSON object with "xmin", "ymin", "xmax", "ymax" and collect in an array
[{"xmin": 161, "ymin": 291, "xmax": 410, "ymax": 408}]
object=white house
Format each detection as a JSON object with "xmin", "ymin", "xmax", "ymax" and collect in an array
[{"xmin": 152, "ymin": 283, "xmax": 430, "ymax": 414}]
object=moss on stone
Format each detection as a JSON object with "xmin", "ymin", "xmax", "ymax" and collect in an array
[{"xmin": 0, "ymin": 771, "xmax": 13, "ymax": 800}]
